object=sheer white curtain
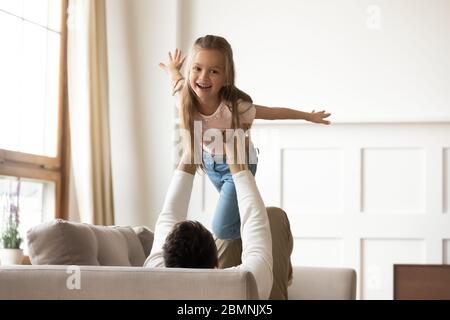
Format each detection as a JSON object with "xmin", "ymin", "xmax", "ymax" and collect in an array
[{"xmin": 66, "ymin": 0, "xmax": 114, "ymax": 225}]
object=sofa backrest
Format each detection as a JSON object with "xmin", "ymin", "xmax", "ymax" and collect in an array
[
  {"xmin": 27, "ymin": 219, "xmax": 154, "ymax": 267},
  {"xmin": 0, "ymin": 265, "xmax": 259, "ymax": 299}
]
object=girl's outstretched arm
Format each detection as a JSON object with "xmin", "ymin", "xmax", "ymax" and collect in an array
[
  {"xmin": 159, "ymin": 49, "xmax": 185, "ymax": 93},
  {"xmin": 254, "ymin": 104, "xmax": 331, "ymax": 125}
]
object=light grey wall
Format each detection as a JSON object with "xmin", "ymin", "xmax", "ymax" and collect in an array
[{"xmin": 106, "ymin": 0, "xmax": 178, "ymax": 228}]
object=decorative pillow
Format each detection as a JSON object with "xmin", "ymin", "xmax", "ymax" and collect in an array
[
  {"xmin": 27, "ymin": 219, "xmax": 148, "ymax": 266},
  {"xmin": 27, "ymin": 219, "xmax": 99, "ymax": 265}
]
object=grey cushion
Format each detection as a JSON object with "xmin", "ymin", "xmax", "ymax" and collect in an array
[{"xmin": 27, "ymin": 219, "xmax": 150, "ymax": 266}]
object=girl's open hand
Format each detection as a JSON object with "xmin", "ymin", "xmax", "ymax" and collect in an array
[
  {"xmin": 159, "ymin": 49, "xmax": 185, "ymax": 73},
  {"xmin": 309, "ymin": 110, "xmax": 331, "ymax": 125}
]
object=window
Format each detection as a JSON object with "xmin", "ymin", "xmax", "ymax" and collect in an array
[{"xmin": 0, "ymin": 0, "xmax": 69, "ymax": 252}]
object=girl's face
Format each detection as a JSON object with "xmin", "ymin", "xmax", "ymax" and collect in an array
[{"xmin": 189, "ymin": 49, "xmax": 227, "ymax": 104}]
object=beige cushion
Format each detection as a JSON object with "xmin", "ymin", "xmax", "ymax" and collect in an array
[
  {"xmin": 27, "ymin": 220, "xmax": 98, "ymax": 265},
  {"xmin": 91, "ymin": 225, "xmax": 146, "ymax": 266},
  {"xmin": 27, "ymin": 219, "xmax": 148, "ymax": 266},
  {"xmin": 132, "ymin": 226, "xmax": 154, "ymax": 257}
]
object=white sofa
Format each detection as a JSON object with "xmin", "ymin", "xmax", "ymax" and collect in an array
[
  {"xmin": 0, "ymin": 265, "xmax": 356, "ymax": 300},
  {"xmin": 0, "ymin": 219, "xmax": 356, "ymax": 300}
]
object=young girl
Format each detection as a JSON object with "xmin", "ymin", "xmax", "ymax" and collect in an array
[{"xmin": 160, "ymin": 35, "xmax": 331, "ymax": 241}]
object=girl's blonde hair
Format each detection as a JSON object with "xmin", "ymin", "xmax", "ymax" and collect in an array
[{"xmin": 180, "ymin": 35, "xmax": 252, "ymax": 169}]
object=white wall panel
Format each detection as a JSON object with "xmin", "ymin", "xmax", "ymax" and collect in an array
[
  {"xmin": 282, "ymin": 148, "xmax": 344, "ymax": 215},
  {"xmin": 361, "ymin": 239, "xmax": 426, "ymax": 300},
  {"xmin": 362, "ymin": 148, "xmax": 425, "ymax": 214}
]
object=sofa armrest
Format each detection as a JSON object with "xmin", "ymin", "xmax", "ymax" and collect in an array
[
  {"xmin": 288, "ymin": 266, "xmax": 357, "ymax": 300},
  {"xmin": 0, "ymin": 265, "xmax": 259, "ymax": 300}
]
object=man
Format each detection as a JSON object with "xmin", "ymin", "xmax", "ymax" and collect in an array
[{"xmin": 144, "ymin": 140, "xmax": 292, "ymax": 300}]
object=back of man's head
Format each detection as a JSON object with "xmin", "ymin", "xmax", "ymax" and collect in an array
[{"xmin": 163, "ymin": 220, "xmax": 218, "ymax": 268}]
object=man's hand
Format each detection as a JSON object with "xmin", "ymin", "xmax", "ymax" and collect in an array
[
  {"xmin": 308, "ymin": 110, "xmax": 331, "ymax": 125},
  {"xmin": 223, "ymin": 130, "xmax": 248, "ymax": 174},
  {"xmin": 177, "ymin": 151, "xmax": 197, "ymax": 175},
  {"xmin": 159, "ymin": 49, "xmax": 185, "ymax": 81}
]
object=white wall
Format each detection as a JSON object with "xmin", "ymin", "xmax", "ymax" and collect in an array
[
  {"xmin": 180, "ymin": 0, "xmax": 450, "ymax": 300},
  {"xmin": 106, "ymin": 0, "xmax": 178, "ymax": 228},
  {"xmin": 179, "ymin": 0, "xmax": 450, "ymax": 122}
]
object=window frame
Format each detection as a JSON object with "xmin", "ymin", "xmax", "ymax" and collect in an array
[{"xmin": 0, "ymin": 0, "xmax": 70, "ymax": 219}]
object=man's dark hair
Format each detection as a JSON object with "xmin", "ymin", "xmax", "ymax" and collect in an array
[{"xmin": 163, "ymin": 220, "xmax": 218, "ymax": 268}]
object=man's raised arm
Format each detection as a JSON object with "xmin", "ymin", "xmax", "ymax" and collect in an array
[
  {"xmin": 226, "ymin": 142, "xmax": 273, "ymax": 300},
  {"xmin": 144, "ymin": 161, "xmax": 196, "ymax": 267}
]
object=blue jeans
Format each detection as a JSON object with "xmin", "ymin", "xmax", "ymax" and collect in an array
[{"xmin": 203, "ymin": 150, "xmax": 258, "ymax": 240}]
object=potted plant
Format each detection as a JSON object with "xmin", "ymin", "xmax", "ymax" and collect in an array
[{"xmin": 0, "ymin": 180, "xmax": 23, "ymax": 265}]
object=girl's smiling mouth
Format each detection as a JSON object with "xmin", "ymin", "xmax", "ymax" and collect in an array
[{"xmin": 196, "ymin": 83, "xmax": 212, "ymax": 89}]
